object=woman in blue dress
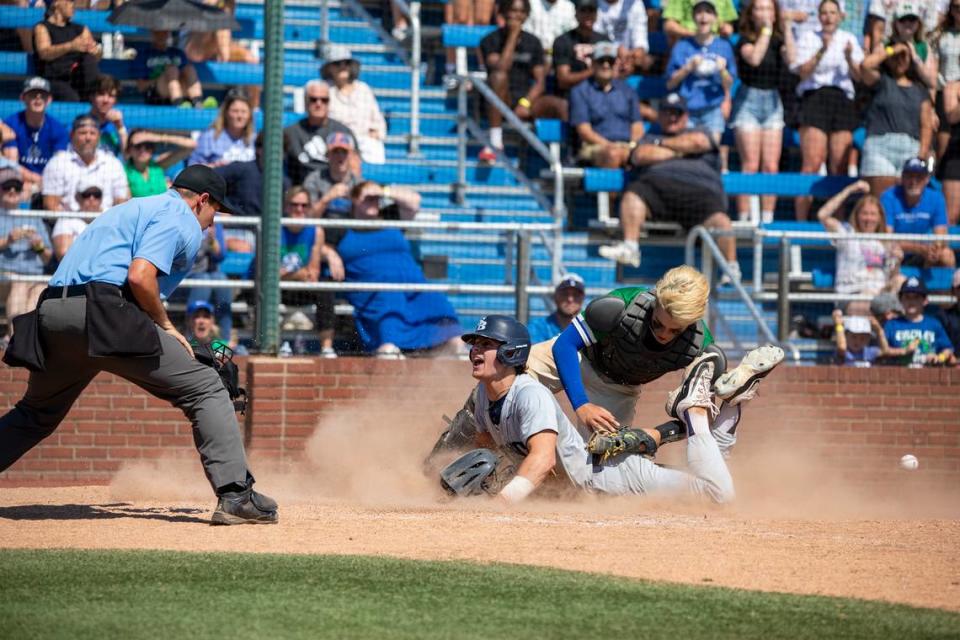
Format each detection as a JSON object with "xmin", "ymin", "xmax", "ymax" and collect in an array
[{"xmin": 333, "ymin": 181, "xmax": 463, "ymax": 357}]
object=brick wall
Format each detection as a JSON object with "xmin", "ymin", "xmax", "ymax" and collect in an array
[{"xmin": 0, "ymin": 359, "xmax": 957, "ymax": 486}]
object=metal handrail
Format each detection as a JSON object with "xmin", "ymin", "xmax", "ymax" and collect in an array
[
  {"xmin": 685, "ymin": 225, "xmax": 800, "ymax": 362},
  {"xmin": 454, "ymin": 71, "xmax": 567, "ymax": 283},
  {"xmin": 391, "ymin": 0, "xmax": 421, "ymax": 155}
]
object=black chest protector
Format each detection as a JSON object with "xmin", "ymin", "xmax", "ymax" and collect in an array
[{"xmin": 584, "ymin": 291, "xmax": 705, "ymax": 386}]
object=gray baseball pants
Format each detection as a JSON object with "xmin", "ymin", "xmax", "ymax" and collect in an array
[{"xmin": 0, "ymin": 295, "xmax": 250, "ymax": 492}]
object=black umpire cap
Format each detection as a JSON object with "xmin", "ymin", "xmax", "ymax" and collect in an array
[{"xmin": 172, "ymin": 165, "xmax": 240, "ymax": 214}]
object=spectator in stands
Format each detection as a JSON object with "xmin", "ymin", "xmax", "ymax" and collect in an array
[
  {"xmin": 0, "ymin": 0, "xmax": 34, "ymax": 54},
  {"xmin": 185, "ymin": 300, "xmax": 228, "ymax": 351},
  {"xmin": 600, "ymin": 93, "xmax": 738, "ymax": 274},
  {"xmin": 882, "ymin": 2, "xmax": 939, "ymax": 88},
  {"xmin": 32, "ymin": 0, "xmax": 101, "ymax": 101},
  {"xmin": 42, "ymin": 115, "xmax": 129, "ymax": 214},
  {"xmin": 2, "ymin": 77, "xmax": 68, "ymax": 191},
  {"xmin": 880, "ymin": 157, "xmax": 956, "ymax": 267},
  {"xmin": 781, "ymin": 0, "xmax": 821, "ymax": 40},
  {"xmin": 441, "ymin": 0, "xmax": 496, "ymax": 79},
  {"xmin": 280, "ymin": 187, "xmax": 342, "ymax": 358},
  {"xmin": 569, "ymin": 41, "xmax": 644, "ymax": 167},
  {"xmin": 931, "ymin": 268, "xmax": 960, "ymax": 350},
  {"xmin": 665, "ymin": 0, "xmax": 738, "ymax": 137},
  {"xmin": 791, "ymin": 0, "xmax": 864, "ymax": 221},
  {"xmin": 817, "ymin": 180, "xmax": 903, "ymax": 311},
  {"xmin": 86, "ymin": 75, "xmax": 127, "ymax": 159},
  {"xmin": 859, "ymin": 41, "xmax": 933, "ymax": 197},
  {"xmin": 181, "ymin": 0, "xmax": 261, "ymax": 107},
  {"xmin": 216, "ymin": 132, "xmax": 287, "ymax": 221},
  {"xmin": 865, "ymin": 0, "xmax": 943, "ymax": 53},
  {"xmin": 50, "ymin": 177, "xmax": 102, "ymax": 260},
  {"xmin": 188, "ymin": 89, "xmax": 257, "ymax": 168},
  {"xmin": 883, "ymin": 276, "xmax": 955, "ymax": 365},
  {"xmin": 832, "ymin": 310, "xmax": 884, "ymax": 366},
  {"xmin": 732, "ymin": 0, "xmax": 795, "ymax": 225},
  {"xmin": 284, "ymin": 80, "xmax": 358, "ymax": 186},
  {"xmin": 0, "ymin": 167, "xmax": 51, "ymax": 340},
  {"xmin": 332, "ymin": 180, "xmax": 461, "ymax": 357},
  {"xmin": 592, "ymin": 0, "xmax": 651, "ymax": 74},
  {"xmin": 182, "ymin": 221, "xmax": 234, "ymax": 350},
  {"xmin": 525, "ymin": 0, "xmax": 577, "ymax": 54},
  {"xmin": 304, "ymin": 132, "xmax": 360, "ymax": 217},
  {"xmin": 552, "ymin": 0, "xmax": 606, "ymax": 97},
  {"xmin": 527, "ymin": 272, "xmax": 586, "ymax": 343},
  {"xmin": 136, "ymin": 30, "xmax": 214, "ymax": 109},
  {"xmin": 870, "ymin": 290, "xmax": 904, "ymax": 327},
  {"xmin": 321, "ymin": 45, "xmax": 387, "ymax": 165},
  {"xmin": 124, "ymin": 128, "xmax": 197, "ymax": 198},
  {"xmin": 478, "ymin": 0, "xmax": 567, "ymax": 164},
  {"xmin": 663, "ymin": 0, "xmax": 738, "ymax": 42},
  {"xmin": 935, "ymin": 4, "xmax": 960, "ymax": 225}
]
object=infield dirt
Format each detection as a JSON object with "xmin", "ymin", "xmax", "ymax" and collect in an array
[{"xmin": 0, "ymin": 395, "xmax": 958, "ymax": 613}]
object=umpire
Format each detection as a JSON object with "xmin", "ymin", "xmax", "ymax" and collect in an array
[{"xmin": 0, "ymin": 165, "xmax": 277, "ymax": 525}]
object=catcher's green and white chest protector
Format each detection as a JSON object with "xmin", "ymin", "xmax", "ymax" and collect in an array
[{"xmin": 584, "ymin": 290, "xmax": 707, "ymax": 386}]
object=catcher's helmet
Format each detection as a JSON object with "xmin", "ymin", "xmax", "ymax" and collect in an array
[{"xmin": 461, "ymin": 315, "xmax": 531, "ymax": 367}]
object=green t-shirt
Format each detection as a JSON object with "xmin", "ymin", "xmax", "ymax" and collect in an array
[
  {"xmin": 590, "ymin": 286, "xmax": 714, "ymax": 347},
  {"xmin": 125, "ymin": 161, "xmax": 169, "ymax": 198},
  {"xmin": 663, "ymin": 0, "xmax": 738, "ymax": 33}
]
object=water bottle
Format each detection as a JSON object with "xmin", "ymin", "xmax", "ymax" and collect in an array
[
  {"xmin": 101, "ymin": 32, "xmax": 114, "ymax": 59},
  {"xmin": 279, "ymin": 341, "xmax": 293, "ymax": 358},
  {"xmin": 113, "ymin": 32, "xmax": 125, "ymax": 59}
]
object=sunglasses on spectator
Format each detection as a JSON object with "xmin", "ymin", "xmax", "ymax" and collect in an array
[
  {"xmin": 361, "ymin": 194, "xmax": 381, "ymax": 203},
  {"xmin": 288, "ymin": 201, "xmax": 310, "ymax": 209},
  {"xmin": 897, "ymin": 15, "xmax": 919, "ymax": 22},
  {"xmin": 79, "ymin": 189, "xmax": 103, "ymax": 200},
  {"xmin": 132, "ymin": 142, "xmax": 155, "ymax": 152},
  {"xmin": 2, "ymin": 180, "xmax": 23, "ymax": 193},
  {"xmin": 596, "ymin": 57, "xmax": 617, "ymax": 67},
  {"xmin": 24, "ymin": 90, "xmax": 47, "ymax": 101},
  {"xmin": 308, "ymin": 96, "xmax": 330, "ymax": 104}
]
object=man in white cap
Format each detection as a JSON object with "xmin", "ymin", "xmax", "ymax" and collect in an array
[{"xmin": 527, "ymin": 272, "xmax": 586, "ymax": 343}]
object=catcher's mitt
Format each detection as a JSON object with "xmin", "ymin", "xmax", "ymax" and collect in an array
[{"xmin": 439, "ymin": 448, "xmax": 517, "ymax": 497}]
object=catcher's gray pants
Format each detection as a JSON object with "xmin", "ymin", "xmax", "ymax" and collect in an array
[{"xmin": 0, "ymin": 296, "xmax": 250, "ymax": 493}]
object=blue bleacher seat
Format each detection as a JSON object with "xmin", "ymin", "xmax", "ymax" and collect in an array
[
  {"xmin": 441, "ymin": 24, "xmax": 496, "ymax": 48},
  {"xmin": 535, "ymin": 119, "xmax": 566, "ymax": 144}
]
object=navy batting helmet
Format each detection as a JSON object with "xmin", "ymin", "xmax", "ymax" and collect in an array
[{"xmin": 461, "ymin": 315, "xmax": 531, "ymax": 367}]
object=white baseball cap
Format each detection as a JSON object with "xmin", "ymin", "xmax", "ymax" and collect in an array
[{"xmin": 843, "ymin": 315, "xmax": 872, "ymax": 335}]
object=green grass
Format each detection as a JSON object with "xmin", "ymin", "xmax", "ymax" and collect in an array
[{"xmin": 0, "ymin": 549, "xmax": 958, "ymax": 639}]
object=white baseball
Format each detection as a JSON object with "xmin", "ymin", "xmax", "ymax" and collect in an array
[{"xmin": 899, "ymin": 454, "xmax": 919, "ymax": 471}]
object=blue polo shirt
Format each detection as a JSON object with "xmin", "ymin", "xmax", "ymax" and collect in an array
[
  {"xmin": 881, "ymin": 186, "xmax": 948, "ymax": 234},
  {"xmin": 665, "ymin": 36, "xmax": 737, "ymax": 113},
  {"xmin": 1, "ymin": 110, "xmax": 69, "ymax": 176},
  {"xmin": 50, "ymin": 189, "xmax": 203, "ymax": 299},
  {"xmin": 527, "ymin": 313, "xmax": 566, "ymax": 344},
  {"xmin": 569, "ymin": 78, "xmax": 642, "ymax": 143}
]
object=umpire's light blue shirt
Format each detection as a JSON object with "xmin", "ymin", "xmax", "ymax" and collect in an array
[{"xmin": 50, "ymin": 189, "xmax": 203, "ymax": 299}]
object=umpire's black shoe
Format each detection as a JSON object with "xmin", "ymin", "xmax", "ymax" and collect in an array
[{"xmin": 211, "ymin": 488, "xmax": 279, "ymax": 525}]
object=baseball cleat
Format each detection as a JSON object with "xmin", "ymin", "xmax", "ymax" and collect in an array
[
  {"xmin": 665, "ymin": 352, "xmax": 721, "ymax": 420},
  {"xmin": 714, "ymin": 344, "xmax": 785, "ymax": 406},
  {"xmin": 586, "ymin": 427, "xmax": 657, "ymax": 463},
  {"xmin": 211, "ymin": 488, "xmax": 279, "ymax": 525}
]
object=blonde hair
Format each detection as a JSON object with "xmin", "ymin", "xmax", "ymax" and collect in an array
[{"xmin": 654, "ymin": 266, "xmax": 709, "ymax": 324}]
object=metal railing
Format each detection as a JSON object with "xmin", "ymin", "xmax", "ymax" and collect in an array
[
  {"xmin": 452, "ymin": 71, "xmax": 567, "ymax": 284},
  {"xmin": 685, "ymin": 225, "xmax": 800, "ymax": 362},
  {"xmin": 4, "ymin": 211, "xmax": 559, "ymax": 326},
  {"xmin": 755, "ymin": 228, "xmax": 960, "ymax": 341},
  {"xmin": 390, "ymin": 0, "xmax": 422, "ymax": 155}
]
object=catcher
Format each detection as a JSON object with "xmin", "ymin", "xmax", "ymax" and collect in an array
[
  {"xmin": 439, "ymin": 315, "xmax": 777, "ymax": 503},
  {"xmin": 428, "ymin": 265, "xmax": 784, "ymax": 467}
]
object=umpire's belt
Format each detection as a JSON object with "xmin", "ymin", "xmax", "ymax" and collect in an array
[
  {"xmin": 41, "ymin": 281, "xmax": 162, "ymax": 358},
  {"xmin": 41, "ymin": 283, "xmax": 91, "ymax": 299}
]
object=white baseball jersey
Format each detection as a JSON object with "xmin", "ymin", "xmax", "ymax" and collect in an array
[
  {"xmin": 472, "ymin": 374, "xmax": 739, "ymax": 503},
  {"xmin": 473, "ymin": 374, "xmax": 593, "ymax": 488}
]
